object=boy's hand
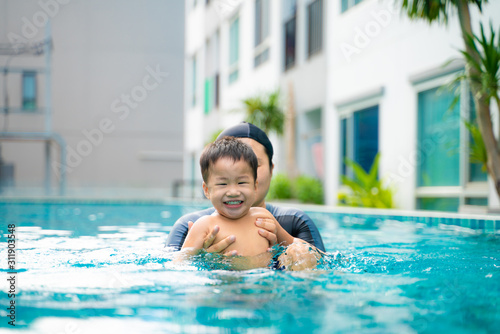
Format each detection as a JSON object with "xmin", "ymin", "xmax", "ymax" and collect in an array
[{"xmin": 255, "ymin": 218, "xmax": 278, "ymax": 247}]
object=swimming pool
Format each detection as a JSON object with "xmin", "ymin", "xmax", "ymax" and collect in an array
[{"xmin": 0, "ymin": 199, "xmax": 499, "ymax": 333}]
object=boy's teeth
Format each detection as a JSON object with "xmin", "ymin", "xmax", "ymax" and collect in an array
[{"xmin": 226, "ymin": 201, "xmax": 242, "ymax": 205}]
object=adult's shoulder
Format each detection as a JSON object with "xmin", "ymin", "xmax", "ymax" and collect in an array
[
  {"xmin": 265, "ymin": 202, "xmax": 325, "ymax": 252},
  {"xmin": 265, "ymin": 203, "xmax": 310, "ymax": 220},
  {"xmin": 188, "ymin": 213, "xmax": 216, "ymax": 232},
  {"xmin": 165, "ymin": 207, "xmax": 215, "ymax": 250},
  {"xmin": 248, "ymin": 206, "xmax": 275, "ymax": 219},
  {"xmin": 175, "ymin": 207, "xmax": 216, "ymax": 225}
]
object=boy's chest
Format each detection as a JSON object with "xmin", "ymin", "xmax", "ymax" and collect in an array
[
  {"xmin": 212, "ymin": 218, "xmax": 268, "ymax": 256},
  {"xmin": 213, "ymin": 218, "xmax": 257, "ymax": 240}
]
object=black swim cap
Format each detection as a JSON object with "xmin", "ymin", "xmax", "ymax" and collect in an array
[{"xmin": 217, "ymin": 122, "xmax": 274, "ymax": 166}]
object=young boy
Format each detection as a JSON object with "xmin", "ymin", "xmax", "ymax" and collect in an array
[{"xmin": 181, "ymin": 137, "xmax": 277, "ymax": 263}]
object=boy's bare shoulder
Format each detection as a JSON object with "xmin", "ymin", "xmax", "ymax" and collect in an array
[{"xmin": 191, "ymin": 214, "xmax": 217, "ymax": 230}]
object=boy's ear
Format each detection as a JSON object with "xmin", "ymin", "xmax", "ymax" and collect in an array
[
  {"xmin": 202, "ymin": 182, "xmax": 210, "ymax": 199},
  {"xmin": 254, "ymin": 180, "xmax": 258, "ymax": 191}
]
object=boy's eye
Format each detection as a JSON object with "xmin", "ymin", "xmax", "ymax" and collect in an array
[
  {"xmin": 238, "ymin": 182, "xmax": 249, "ymax": 185},
  {"xmin": 216, "ymin": 183, "xmax": 227, "ymax": 186}
]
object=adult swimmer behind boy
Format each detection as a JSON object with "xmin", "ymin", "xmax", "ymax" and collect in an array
[{"xmin": 166, "ymin": 122, "xmax": 325, "ymax": 270}]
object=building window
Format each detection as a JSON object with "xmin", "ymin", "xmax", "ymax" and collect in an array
[
  {"xmin": 284, "ymin": 18, "xmax": 296, "ymax": 70},
  {"xmin": 229, "ymin": 16, "xmax": 239, "ymax": 84},
  {"xmin": 191, "ymin": 55, "xmax": 197, "ymax": 107},
  {"xmin": 297, "ymin": 108, "xmax": 323, "ymax": 179},
  {"xmin": 204, "ymin": 32, "xmax": 220, "ymax": 113},
  {"xmin": 283, "ymin": 0, "xmax": 297, "ymax": 71},
  {"xmin": 22, "ymin": 71, "xmax": 37, "ymax": 110},
  {"xmin": 254, "ymin": 0, "xmax": 270, "ymax": 67},
  {"xmin": 417, "ymin": 197, "xmax": 460, "ymax": 212},
  {"xmin": 341, "ymin": 105, "xmax": 379, "ymax": 178},
  {"xmin": 416, "ymin": 82, "xmax": 488, "ymax": 211},
  {"xmin": 214, "ymin": 73, "xmax": 220, "ymax": 107},
  {"xmin": 255, "ymin": 48, "xmax": 270, "ymax": 67},
  {"xmin": 468, "ymin": 94, "xmax": 488, "ymax": 182},
  {"xmin": 417, "ymin": 86, "xmax": 460, "ymax": 187},
  {"xmin": 307, "ymin": 0, "xmax": 323, "ymax": 57},
  {"xmin": 255, "ymin": 0, "xmax": 270, "ymax": 47},
  {"xmin": 341, "ymin": 0, "xmax": 364, "ymax": 13},
  {"xmin": 204, "ymin": 77, "xmax": 214, "ymax": 114},
  {"xmin": 465, "ymin": 197, "xmax": 488, "ymax": 206},
  {"xmin": 283, "ymin": 0, "xmax": 296, "ymax": 70}
]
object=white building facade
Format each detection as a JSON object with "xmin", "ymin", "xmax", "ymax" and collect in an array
[
  {"xmin": 184, "ymin": 0, "xmax": 500, "ymax": 212},
  {"xmin": 0, "ymin": 0, "xmax": 185, "ymax": 196}
]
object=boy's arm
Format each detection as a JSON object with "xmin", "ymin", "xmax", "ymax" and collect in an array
[{"xmin": 181, "ymin": 216, "xmax": 213, "ymax": 253}]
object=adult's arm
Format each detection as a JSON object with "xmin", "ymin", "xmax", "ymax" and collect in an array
[
  {"xmin": 165, "ymin": 207, "xmax": 215, "ymax": 250},
  {"xmin": 266, "ymin": 204, "xmax": 326, "ymax": 252}
]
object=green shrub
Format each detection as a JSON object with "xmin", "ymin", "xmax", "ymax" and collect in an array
[
  {"xmin": 339, "ymin": 153, "xmax": 395, "ymax": 209},
  {"xmin": 267, "ymin": 173, "xmax": 293, "ymax": 200},
  {"xmin": 293, "ymin": 175, "xmax": 324, "ymax": 204}
]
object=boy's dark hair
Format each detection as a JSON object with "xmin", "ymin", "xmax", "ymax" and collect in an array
[{"xmin": 200, "ymin": 137, "xmax": 258, "ymax": 182}]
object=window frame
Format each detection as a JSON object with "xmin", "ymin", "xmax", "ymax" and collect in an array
[{"xmin": 413, "ymin": 73, "xmax": 489, "ymax": 210}]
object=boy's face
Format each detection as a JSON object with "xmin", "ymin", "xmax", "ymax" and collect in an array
[{"xmin": 203, "ymin": 157, "xmax": 257, "ymax": 220}]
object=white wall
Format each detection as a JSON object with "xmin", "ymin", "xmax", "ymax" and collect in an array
[
  {"xmin": 184, "ymin": 0, "xmax": 282, "ymax": 182},
  {"xmin": 1, "ymin": 0, "xmax": 185, "ymax": 192},
  {"xmin": 183, "ymin": 0, "xmax": 500, "ymax": 209},
  {"xmin": 325, "ymin": 0, "xmax": 500, "ymax": 208}
]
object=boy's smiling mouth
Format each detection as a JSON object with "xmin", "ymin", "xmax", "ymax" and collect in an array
[{"xmin": 224, "ymin": 200, "xmax": 243, "ymax": 207}]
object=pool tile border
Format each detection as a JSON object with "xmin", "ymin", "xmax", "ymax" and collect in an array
[{"xmin": 296, "ymin": 204, "xmax": 500, "ymax": 234}]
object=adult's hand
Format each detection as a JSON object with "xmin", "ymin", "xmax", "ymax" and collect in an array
[
  {"xmin": 255, "ymin": 218, "xmax": 278, "ymax": 247},
  {"xmin": 277, "ymin": 240, "xmax": 322, "ymax": 271},
  {"xmin": 187, "ymin": 222, "xmax": 237, "ymax": 256},
  {"xmin": 255, "ymin": 217, "xmax": 297, "ymax": 247}
]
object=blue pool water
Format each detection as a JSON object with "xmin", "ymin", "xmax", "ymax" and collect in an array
[{"xmin": 0, "ymin": 200, "xmax": 499, "ymax": 333}]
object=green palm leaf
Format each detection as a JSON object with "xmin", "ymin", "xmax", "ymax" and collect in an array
[
  {"xmin": 464, "ymin": 119, "xmax": 488, "ymax": 171},
  {"xmin": 243, "ymin": 90, "xmax": 284, "ymax": 135},
  {"xmin": 401, "ymin": 0, "xmax": 487, "ymax": 23}
]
